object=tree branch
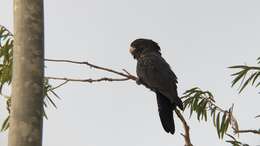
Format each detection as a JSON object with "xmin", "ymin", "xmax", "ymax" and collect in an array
[
  {"xmin": 45, "ymin": 58, "xmax": 137, "ymax": 80},
  {"xmin": 49, "ymin": 80, "xmax": 69, "ymax": 91},
  {"xmin": 45, "ymin": 76, "xmax": 129, "ymax": 83},
  {"xmin": 235, "ymin": 129, "xmax": 260, "ymax": 135},
  {"xmin": 45, "ymin": 58, "xmax": 193, "ymax": 145},
  {"xmin": 175, "ymin": 109, "xmax": 193, "ymax": 146}
]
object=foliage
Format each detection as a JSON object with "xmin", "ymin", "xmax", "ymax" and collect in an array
[
  {"xmin": 0, "ymin": 25, "xmax": 13, "ymax": 131},
  {"xmin": 182, "ymin": 57, "xmax": 260, "ymax": 145},
  {"xmin": 226, "ymin": 134, "xmax": 249, "ymax": 146},
  {"xmin": 229, "ymin": 57, "xmax": 260, "ymax": 122},
  {"xmin": 182, "ymin": 87, "xmax": 238, "ymax": 139},
  {"xmin": 0, "ymin": 25, "xmax": 13, "ymax": 90},
  {"xmin": 229, "ymin": 58, "xmax": 260, "ymax": 93},
  {"xmin": 0, "ymin": 25, "xmax": 59, "ymax": 131}
]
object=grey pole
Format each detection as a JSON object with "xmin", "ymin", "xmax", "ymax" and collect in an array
[{"xmin": 8, "ymin": 0, "xmax": 44, "ymax": 146}]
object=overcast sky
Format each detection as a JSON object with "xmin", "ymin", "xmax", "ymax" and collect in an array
[{"xmin": 1, "ymin": 0, "xmax": 260, "ymax": 146}]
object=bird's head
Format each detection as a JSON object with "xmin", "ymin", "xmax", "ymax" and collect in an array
[{"xmin": 129, "ymin": 38, "xmax": 161, "ymax": 60}]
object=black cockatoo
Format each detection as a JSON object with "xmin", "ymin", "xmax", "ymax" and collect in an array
[{"xmin": 129, "ymin": 38, "xmax": 183, "ymax": 134}]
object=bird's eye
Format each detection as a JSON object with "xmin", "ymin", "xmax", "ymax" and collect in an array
[
  {"xmin": 131, "ymin": 48, "xmax": 143, "ymax": 59},
  {"xmin": 136, "ymin": 48, "xmax": 143, "ymax": 53}
]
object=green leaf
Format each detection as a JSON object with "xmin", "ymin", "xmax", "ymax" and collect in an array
[
  {"xmin": 226, "ymin": 140, "xmax": 242, "ymax": 146},
  {"xmin": 239, "ymin": 72, "xmax": 256, "ymax": 93},
  {"xmin": 189, "ymin": 104, "xmax": 194, "ymax": 118},
  {"xmin": 192, "ymin": 96, "xmax": 199, "ymax": 111},
  {"xmin": 211, "ymin": 106, "xmax": 217, "ymax": 117},
  {"xmin": 231, "ymin": 69, "xmax": 246, "ymax": 76},
  {"xmin": 231, "ymin": 70, "xmax": 247, "ymax": 87},
  {"xmin": 196, "ymin": 102, "xmax": 203, "ymax": 121},
  {"xmin": 213, "ymin": 110, "xmax": 216, "ymax": 126},
  {"xmin": 257, "ymin": 57, "xmax": 260, "ymax": 64},
  {"xmin": 216, "ymin": 112, "xmax": 221, "ymax": 138},
  {"xmin": 183, "ymin": 98, "xmax": 193, "ymax": 109},
  {"xmin": 225, "ymin": 134, "xmax": 248, "ymax": 146},
  {"xmin": 184, "ymin": 87, "xmax": 199, "ymax": 94},
  {"xmin": 196, "ymin": 99, "xmax": 207, "ymax": 121},
  {"xmin": 1, "ymin": 116, "xmax": 9, "ymax": 131},
  {"xmin": 223, "ymin": 115, "xmax": 230, "ymax": 135},
  {"xmin": 220, "ymin": 112, "xmax": 227, "ymax": 138},
  {"xmin": 205, "ymin": 91, "xmax": 215, "ymax": 101},
  {"xmin": 203, "ymin": 109, "xmax": 207, "ymax": 121},
  {"xmin": 45, "ymin": 94, "xmax": 57, "ymax": 109},
  {"xmin": 252, "ymin": 72, "xmax": 260, "ymax": 85},
  {"xmin": 256, "ymin": 82, "xmax": 260, "ymax": 87},
  {"xmin": 43, "ymin": 109, "xmax": 48, "ymax": 119},
  {"xmin": 229, "ymin": 65, "xmax": 248, "ymax": 69}
]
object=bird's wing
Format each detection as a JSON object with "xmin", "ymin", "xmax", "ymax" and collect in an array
[
  {"xmin": 137, "ymin": 54, "xmax": 177, "ymax": 85},
  {"xmin": 137, "ymin": 53, "xmax": 183, "ymax": 109}
]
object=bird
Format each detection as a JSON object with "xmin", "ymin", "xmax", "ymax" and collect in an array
[{"xmin": 129, "ymin": 38, "xmax": 183, "ymax": 134}]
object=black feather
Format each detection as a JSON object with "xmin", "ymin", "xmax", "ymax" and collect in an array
[{"xmin": 156, "ymin": 91, "xmax": 176, "ymax": 134}]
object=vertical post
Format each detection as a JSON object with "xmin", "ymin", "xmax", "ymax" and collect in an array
[{"xmin": 8, "ymin": 0, "xmax": 44, "ymax": 146}]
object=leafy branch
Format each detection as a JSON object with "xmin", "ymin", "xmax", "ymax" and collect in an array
[
  {"xmin": 226, "ymin": 57, "xmax": 260, "ymax": 146},
  {"xmin": 182, "ymin": 87, "xmax": 238, "ymax": 139},
  {"xmin": 225, "ymin": 134, "xmax": 249, "ymax": 146},
  {"xmin": 229, "ymin": 57, "xmax": 260, "ymax": 137},
  {"xmin": 229, "ymin": 58, "xmax": 260, "ymax": 93},
  {"xmin": 0, "ymin": 25, "xmax": 13, "ymax": 131},
  {"xmin": 0, "ymin": 25, "xmax": 13, "ymax": 93}
]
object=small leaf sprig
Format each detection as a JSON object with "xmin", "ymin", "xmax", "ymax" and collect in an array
[{"xmin": 182, "ymin": 87, "xmax": 238, "ymax": 139}]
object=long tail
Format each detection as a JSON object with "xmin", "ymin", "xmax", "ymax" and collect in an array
[{"xmin": 156, "ymin": 91, "xmax": 176, "ymax": 134}]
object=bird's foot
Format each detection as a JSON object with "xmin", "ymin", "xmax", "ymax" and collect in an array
[{"xmin": 136, "ymin": 78, "xmax": 142, "ymax": 85}]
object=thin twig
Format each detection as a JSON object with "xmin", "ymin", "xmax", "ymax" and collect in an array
[
  {"xmin": 49, "ymin": 80, "xmax": 69, "ymax": 91},
  {"xmin": 45, "ymin": 58, "xmax": 132, "ymax": 78},
  {"xmin": 45, "ymin": 76, "xmax": 130, "ymax": 83},
  {"xmin": 235, "ymin": 129, "xmax": 260, "ymax": 135},
  {"xmin": 175, "ymin": 109, "xmax": 193, "ymax": 146}
]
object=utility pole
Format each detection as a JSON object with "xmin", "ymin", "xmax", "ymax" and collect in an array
[{"xmin": 8, "ymin": 0, "xmax": 44, "ymax": 146}]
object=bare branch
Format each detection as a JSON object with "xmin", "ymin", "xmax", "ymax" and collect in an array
[
  {"xmin": 175, "ymin": 109, "xmax": 193, "ymax": 146},
  {"xmin": 45, "ymin": 58, "xmax": 136, "ymax": 79},
  {"xmin": 235, "ymin": 129, "xmax": 260, "ymax": 135},
  {"xmin": 45, "ymin": 76, "xmax": 130, "ymax": 83}
]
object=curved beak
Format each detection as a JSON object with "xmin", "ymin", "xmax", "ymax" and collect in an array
[{"xmin": 129, "ymin": 47, "xmax": 136, "ymax": 54}]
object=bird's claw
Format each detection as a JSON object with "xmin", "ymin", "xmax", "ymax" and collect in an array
[{"xmin": 136, "ymin": 78, "xmax": 142, "ymax": 85}]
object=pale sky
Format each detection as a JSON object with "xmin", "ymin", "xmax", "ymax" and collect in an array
[{"xmin": 1, "ymin": 0, "xmax": 260, "ymax": 146}]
